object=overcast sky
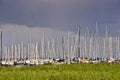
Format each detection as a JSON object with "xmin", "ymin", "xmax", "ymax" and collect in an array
[{"xmin": 0, "ymin": 0, "xmax": 120, "ymax": 36}]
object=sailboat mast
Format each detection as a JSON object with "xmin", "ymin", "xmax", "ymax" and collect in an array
[
  {"xmin": 62, "ymin": 36, "xmax": 65, "ymax": 59},
  {"xmin": 67, "ymin": 31, "xmax": 70, "ymax": 61},
  {"xmin": 11, "ymin": 26, "xmax": 16, "ymax": 60},
  {"xmin": 78, "ymin": 25, "xmax": 80, "ymax": 58},
  {"xmin": 35, "ymin": 43, "xmax": 38, "ymax": 60},
  {"xmin": 0, "ymin": 29, "xmax": 2, "ymax": 61},
  {"xmin": 29, "ymin": 29, "xmax": 32, "ymax": 60},
  {"xmin": 41, "ymin": 32, "xmax": 45, "ymax": 59},
  {"xmin": 95, "ymin": 22, "xmax": 99, "ymax": 59}
]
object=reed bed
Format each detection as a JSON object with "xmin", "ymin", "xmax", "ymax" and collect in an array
[{"xmin": 0, "ymin": 63, "xmax": 120, "ymax": 80}]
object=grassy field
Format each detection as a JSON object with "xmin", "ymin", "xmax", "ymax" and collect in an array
[{"xmin": 0, "ymin": 63, "xmax": 120, "ymax": 80}]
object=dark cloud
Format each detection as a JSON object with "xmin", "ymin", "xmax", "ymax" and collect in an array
[{"xmin": 0, "ymin": 0, "xmax": 120, "ymax": 34}]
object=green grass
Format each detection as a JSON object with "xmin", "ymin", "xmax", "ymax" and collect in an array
[{"xmin": 0, "ymin": 63, "xmax": 120, "ymax": 80}]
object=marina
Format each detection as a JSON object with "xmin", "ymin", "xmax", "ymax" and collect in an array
[{"xmin": 0, "ymin": 24, "xmax": 120, "ymax": 66}]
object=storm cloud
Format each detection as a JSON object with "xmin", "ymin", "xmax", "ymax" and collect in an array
[{"xmin": 0, "ymin": 0, "xmax": 120, "ymax": 34}]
